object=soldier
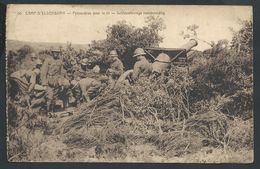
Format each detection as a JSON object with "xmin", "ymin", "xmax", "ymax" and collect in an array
[
  {"xmin": 151, "ymin": 53, "xmax": 171, "ymax": 78},
  {"xmin": 132, "ymin": 48, "xmax": 152, "ymax": 81},
  {"xmin": 69, "ymin": 58, "xmax": 100, "ymax": 106},
  {"xmin": 9, "ymin": 68, "xmax": 41, "ymax": 110},
  {"xmin": 21, "ymin": 52, "xmax": 39, "ymax": 70},
  {"xmin": 65, "ymin": 59, "xmax": 78, "ymax": 81},
  {"xmin": 40, "ymin": 48, "xmax": 70, "ymax": 112},
  {"xmin": 70, "ymin": 80, "xmax": 81, "ymax": 106},
  {"xmin": 71, "ymin": 78, "xmax": 102, "ymax": 103},
  {"xmin": 74, "ymin": 58, "xmax": 95, "ymax": 80},
  {"xmin": 107, "ymin": 50, "xmax": 124, "ymax": 81},
  {"xmin": 10, "ymin": 68, "xmax": 41, "ymax": 97}
]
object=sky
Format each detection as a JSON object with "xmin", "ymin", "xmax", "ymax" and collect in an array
[{"xmin": 6, "ymin": 5, "xmax": 252, "ymax": 51}]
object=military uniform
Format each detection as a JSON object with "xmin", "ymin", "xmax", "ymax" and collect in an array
[
  {"xmin": 70, "ymin": 58, "xmax": 102, "ymax": 105},
  {"xmin": 41, "ymin": 57, "xmax": 67, "ymax": 87},
  {"xmin": 74, "ymin": 64, "xmax": 98, "ymax": 80},
  {"xmin": 78, "ymin": 77, "xmax": 102, "ymax": 102},
  {"xmin": 151, "ymin": 53, "xmax": 171, "ymax": 78},
  {"xmin": 10, "ymin": 69, "xmax": 39, "ymax": 95},
  {"xmin": 40, "ymin": 55, "xmax": 69, "ymax": 111},
  {"xmin": 132, "ymin": 59, "xmax": 152, "ymax": 80},
  {"xmin": 109, "ymin": 57, "xmax": 124, "ymax": 79},
  {"xmin": 132, "ymin": 48, "xmax": 152, "ymax": 80}
]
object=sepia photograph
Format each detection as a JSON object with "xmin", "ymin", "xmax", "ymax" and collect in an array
[{"xmin": 6, "ymin": 4, "xmax": 253, "ymax": 162}]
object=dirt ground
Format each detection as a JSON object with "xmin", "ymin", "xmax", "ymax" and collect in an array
[
  {"xmin": 7, "ymin": 106, "xmax": 253, "ymax": 163},
  {"xmin": 17, "ymin": 126, "xmax": 252, "ymax": 163},
  {"xmin": 24, "ymin": 138, "xmax": 254, "ymax": 163}
]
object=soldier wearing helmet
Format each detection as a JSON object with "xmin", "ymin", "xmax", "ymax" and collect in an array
[
  {"xmin": 69, "ymin": 57, "xmax": 102, "ymax": 106},
  {"xmin": 132, "ymin": 48, "xmax": 152, "ymax": 81},
  {"xmin": 40, "ymin": 47, "xmax": 69, "ymax": 112},
  {"xmin": 74, "ymin": 58, "xmax": 93, "ymax": 80},
  {"xmin": 50, "ymin": 48, "xmax": 61, "ymax": 59},
  {"xmin": 107, "ymin": 50, "xmax": 124, "ymax": 81},
  {"xmin": 151, "ymin": 53, "xmax": 171, "ymax": 78}
]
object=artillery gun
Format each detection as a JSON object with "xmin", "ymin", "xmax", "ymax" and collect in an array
[
  {"xmin": 116, "ymin": 39, "xmax": 198, "ymax": 85},
  {"xmin": 146, "ymin": 39, "xmax": 198, "ymax": 74}
]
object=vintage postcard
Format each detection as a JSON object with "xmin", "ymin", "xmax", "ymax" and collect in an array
[{"xmin": 6, "ymin": 4, "xmax": 253, "ymax": 162}]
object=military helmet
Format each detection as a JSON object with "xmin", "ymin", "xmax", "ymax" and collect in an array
[
  {"xmin": 81, "ymin": 58, "xmax": 89, "ymax": 66},
  {"xmin": 152, "ymin": 53, "xmax": 171, "ymax": 74},
  {"xmin": 108, "ymin": 50, "xmax": 118, "ymax": 57},
  {"xmin": 33, "ymin": 68, "xmax": 41, "ymax": 76},
  {"xmin": 154, "ymin": 53, "xmax": 171, "ymax": 63},
  {"xmin": 35, "ymin": 59, "xmax": 42, "ymax": 65},
  {"xmin": 133, "ymin": 48, "xmax": 146, "ymax": 57}
]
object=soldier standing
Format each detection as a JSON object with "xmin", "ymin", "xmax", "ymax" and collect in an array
[
  {"xmin": 40, "ymin": 48, "xmax": 70, "ymax": 112},
  {"xmin": 132, "ymin": 48, "xmax": 152, "ymax": 81}
]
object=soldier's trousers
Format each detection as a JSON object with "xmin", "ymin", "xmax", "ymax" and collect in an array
[{"xmin": 46, "ymin": 76, "xmax": 70, "ymax": 111}]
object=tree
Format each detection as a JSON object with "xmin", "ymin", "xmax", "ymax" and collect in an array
[
  {"xmin": 230, "ymin": 18, "xmax": 253, "ymax": 55},
  {"xmin": 89, "ymin": 16, "xmax": 166, "ymax": 69}
]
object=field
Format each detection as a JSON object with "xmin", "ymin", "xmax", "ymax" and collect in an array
[{"xmin": 7, "ymin": 40, "xmax": 89, "ymax": 52}]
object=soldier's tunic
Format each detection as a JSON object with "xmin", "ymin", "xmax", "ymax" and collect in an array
[
  {"xmin": 10, "ymin": 69, "xmax": 37, "ymax": 95},
  {"xmin": 109, "ymin": 58, "xmax": 124, "ymax": 80},
  {"xmin": 132, "ymin": 58, "xmax": 152, "ymax": 80},
  {"xmin": 78, "ymin": 77, "xmax": 102, "ymax": 102},
  {"xmin": 41, "ymin": 57, "xmax": 68, "ymax": 86}
]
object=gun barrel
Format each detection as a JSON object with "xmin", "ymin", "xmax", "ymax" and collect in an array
[{"xmin": 180, "ymin": 39, "xmax": 198, "ymax": 52}]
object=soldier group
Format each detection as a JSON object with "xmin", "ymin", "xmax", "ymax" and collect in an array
[{"xmin": 9, "ymin": 47, "xmax": 156, "ymax": 114}]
